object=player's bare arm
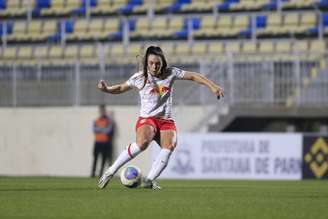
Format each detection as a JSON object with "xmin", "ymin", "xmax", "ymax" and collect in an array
[
  {"xmin": 182, "ymin": 71, "xmax": 224, "ymax": 99},
  {"xmin": 97, "ymin": 80, "xmax": 132, "ymax": 94}
]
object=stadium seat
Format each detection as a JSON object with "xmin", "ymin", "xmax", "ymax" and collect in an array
[
  {"xmin": 180, "ymin": 0, "xmax": 222, "ymax": 13},
  {"xmin": 66, "ymin": 19, "xmax": 89, "ymax": 41},
  {"xmin": 34, "ymin": 46, "xmax": 49, "ymax": 60},
  {"xmin": 191, "ymin": 42, "xmax": 207, "ymax": 55},
  {"xmin": 258, "ymin": 41, "xmax": 274, "ymax": 53},
  {"xmin": 6, "ymin": 20, "xmax": 27, "ymax": 42},
  {"xmin": 298, "ymin": 13, "xmax": 317, "ymax": 35},
  {"xmin": 282, "ymin": 0, "xmax": 317, "ymax": 9},
  {"xmin": 0, "ymin": 0, "xmax": 33, "ymax": 17},
  {"xmin": 92, "ymin": 0, "xmax": 128, "ymax": 15},
  {"xmin": 257, "ymin": 13, "xmax": 283, "ymax": 36},
  {"xmin": 225, "ymin": 41, "xmax": 241, "ymax": 54},
  {"xmin": 17, "ymin": 46, "xmax": 33, "ymax": 61},
  {"xmin": 193, "ymin": 15, "xmax": 217, "ymax": 38},
  {"xmin": 229, "ymin": 0, "xmax": 269, "ymax": 11},
  {"xmin": 48, "ymin": 45, "xmax": 63, "ymax": 59},
  {"xmin": 242, "ymin": 41, "xmax": 257, "ymax": 53},
  {"xmin": 3, "ymin": 47, "xmax": 17, "ymax": 60},
  {"xmin": 41, "ymin": 0, "xmax": 80, "ymax": 16},
  {"xmin": 154, "ymin": 0, "xmax": 175, "ymax": 13},
  {"xmin": 130, "ymin": 17, "xmax": 151, "ymax": 38}
]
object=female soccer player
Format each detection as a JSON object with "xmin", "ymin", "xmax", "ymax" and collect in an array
[{"xmin": 97, "ymin": 45, "xmax": 224, "ymax": 190}]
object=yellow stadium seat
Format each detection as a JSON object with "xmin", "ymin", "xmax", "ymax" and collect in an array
[
  {"xmin": 26, "ymin": 20, "xmax": 43, "ymax": 41},
  {"xmin": 6, "ymin": 21, "xmax": 27, "ymax": 42},
  {"xmin": 40, "ymin": 20, "xmax": 57, "ymax": 40},
  {"xmin": 34, "ymin": 46, "xmax": 49, "ymax": 59},
  {"xmin": 209, "ymin": 15, "xmax": 233, "ymax": 37},
  {"xmin": 80, "ymin": 45, "xmax": 95, "ymax": 58},
  {"xmin": 175, "ymin": 43, "xmax": 191, "ymax": 55},
  {"xmin": 193, "ymin": 16, "xmax": 217, "ymax": 38},
  {"xmin": 181, "ymin": 0, "xmax": 222, "ymax": 12},
  {"xmin": 257, "ymin": 13, "xmax": 283, "ymax": 36},
  {"xmin": 17, "ymin": 46, "xmax": 33, "ymax": 59},
  {"xmin": 41, "ymin": 0, "xmax": 66, "ymax": 16},
  {"xmin": 278, "ymin": 13, "xmax": 299, "ymax": 34},
  {"xmin": 297, "ymin": 13, "xmax": 317, "ymax": 34},
  {"xmin": 155, "ymin": 0, "xmax": 175, "ymax": 12},
  {"xmin": 242, "ymin": 41, "xmax": 257, "ymax": 53},
  {"xmin": 49, "ymin": 46, "xmax": 63, "ymax": 58},
  {"xmin": 192, "ymin": 43, "xmax": 208, "ymax": 55},
  {"xmin": 63, "ymin": 45, "xmax": 79, "ymax": 59},
  {"xmin": 130, "ymin": 17, "xmax": 151, "ymax": 38},
  {"xmin": 160, "ymin": 42, "xmax": 175, "ymax": 56},
  {"xmin": 0, "ymin": 0, "xmax": 30, "ymax": 16},
  {"xmin": 3, "ymin": 47, "xmax": 17, "ymax": 59},
  {"xmin": 145, "ymin": 17, "xmax": 168, "ymax": 38},
  {"xmin": 282, "ymin": 0, "xmax": 316, "ymax": 9},
  {"xmin": 293, "ymin": 40, "xmax": 308, "ymax": 53},
  {"xmin": 66, "ymin": 19, "xmax": 89, "ymax": 41},
  {"xmin": 276, "ymin": 41, "xmax": 291, "ymax": 53},
  {"xmin": 110, "ymin": 44, "xmax": 125, "ymax": 57},
  {"xmin": 208, "ymin": 42, "xmax": 224, "ymax": 53},
  {"xmin": 92, "ymin": 0, "xmax": 128, "ymax": 14},
  {"xmin": 258, "ymin": 41, "xmax": 274, "ymax": 53},
  {"xmin": 133, "ymin": 0, "xmax": 149, "ymax": 13},
  {"xmin": 225, "ymin": 42, "xmax": 240, "ymax": 54}
]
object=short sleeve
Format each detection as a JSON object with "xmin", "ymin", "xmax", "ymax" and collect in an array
[
  {"xmin": 171, "ymin": 67, "xmax": 186, "ymax": 79},
  {"xmin": 126, "ymin": 72, "xmax": 144, "ymax": 89}
]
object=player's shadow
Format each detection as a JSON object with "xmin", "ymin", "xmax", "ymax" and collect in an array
[{"xmin": 0, "ymin": 187, "xmax": 98, "ymax": 192}]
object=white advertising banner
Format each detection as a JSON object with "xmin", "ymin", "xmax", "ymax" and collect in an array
[{"xmin": 152, "ymin": 133, "xmax": 303, "ymax": 180}]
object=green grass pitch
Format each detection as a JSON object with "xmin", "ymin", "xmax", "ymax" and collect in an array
[{"xmin": 0, "ymin": 177, "xmax": 327, "ymax": 219}]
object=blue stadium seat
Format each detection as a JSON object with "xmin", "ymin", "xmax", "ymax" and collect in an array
[
  {"xmin": 33, "ymin": 0, "xmax": 51, "ymax": 16},
  {"xmin": 263, "ymin": 0, "xmax": 278, "ymax": 10},
  {"xmin": 173, "ymin": 17, "xmax": 200, "ymax": 39},
  {"xmin": 0, "ymin": 0, "xmax": 5, "ymax": 9},
  {"xmin": 256, "ymin": 15, "xmax": 267, "ymax": 29},
  {"xmin": 217, "ymin": 0, "xmax": 238, "ymax": 11},
  {"xmin": 119, "ymin": 0, "xmax": 143, "ymax": 14},
  {"xmin": 71, "ymin": 0, "xmax": 96, "ymax": 15},
  {"xmin": 164, "ymin": 0, "xmax": 191, "ymax": 13},
  {"xmin": 0, "ymin": 21, "xmax": 13, "ymax": 36}
]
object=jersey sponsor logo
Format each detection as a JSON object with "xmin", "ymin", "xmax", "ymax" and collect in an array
[{"xmin": 149, "ymin": 85, "xmax": 170, "ymax": 97}]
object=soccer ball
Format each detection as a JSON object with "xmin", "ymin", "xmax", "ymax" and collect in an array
[{"xmin": 120, "ymin": 166, "xmax": 142, "ymax": 188}]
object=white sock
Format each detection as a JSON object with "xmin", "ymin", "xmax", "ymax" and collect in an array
[
  {"xmin": 147, "ymin": 148, "xmax": 172, "ymax": 181},
  {"xmin": 107, "ymin": 142, "xmax": 141, "ymax": 175}
]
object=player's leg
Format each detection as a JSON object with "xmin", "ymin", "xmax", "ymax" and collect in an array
[
  {"xmin": 144, "ymin": 129, "xmax": 177, "ymax": 189},
  {"xmin": 98, "ymin": 124, "xmax": 156, "ymax": 189},
  {"xmin": 91, "ymin": 143, "xmax": 99, "ymax": 178},
  {"xmin": 99, "ymin": 143, "xmax": 107, "ymax": 177}
]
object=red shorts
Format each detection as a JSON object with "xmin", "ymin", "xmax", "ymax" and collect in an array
[{"xmin": 135, "ymin": 117, "xmax": 176, "ymax": 133}]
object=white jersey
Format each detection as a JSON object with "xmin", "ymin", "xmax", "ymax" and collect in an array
[{"xmin": 126, "ymin": 67, "xmax": 186, "ymax": 118}]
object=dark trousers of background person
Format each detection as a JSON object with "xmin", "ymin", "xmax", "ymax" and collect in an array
[{"xmin": 91, "ymin": 142, "xmax": 112, "ymax": 178}]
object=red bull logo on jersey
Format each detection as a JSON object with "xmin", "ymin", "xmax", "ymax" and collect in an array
[{"xmin": 149, "ymin": 85, "xmax": 170, "ymax": 97}]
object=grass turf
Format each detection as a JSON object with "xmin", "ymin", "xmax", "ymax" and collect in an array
[{"xmin": 0, "ymin": 177, "xmax": 327, "ymax": 219}]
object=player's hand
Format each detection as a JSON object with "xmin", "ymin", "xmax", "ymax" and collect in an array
[
  {"xmin": 211, "ymin": 85, "xmax": 224, "ymax": 99},
  {"xmin": 97, "ymin": 80, "xmax": 108, "ymax": 92}
]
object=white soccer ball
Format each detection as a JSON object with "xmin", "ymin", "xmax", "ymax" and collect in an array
[{"xmin": 120, "ymin": 166, "xmax": 142, "ymax": 188}]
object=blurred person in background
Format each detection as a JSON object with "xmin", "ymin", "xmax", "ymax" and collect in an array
[
  {"xmin": 91, "ymin": 104, "xmax": 115, "ymax": 178},
  {"xmin": 97, "ymin": 45, "xmax": 224, "ymax": 189}
]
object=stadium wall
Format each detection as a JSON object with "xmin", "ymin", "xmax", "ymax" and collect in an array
[{"xmin": 0, "ymin": 106, "xmax": 204, "ymax": 177}]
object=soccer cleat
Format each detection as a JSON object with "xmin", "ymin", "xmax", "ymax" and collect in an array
[
  {"xmin": 142, "ymin": 178, "xmax": 162, "ymax": 190},
  {"xmin": 97, "ymin": 170, "xmax": 113, "ymax": 189}
]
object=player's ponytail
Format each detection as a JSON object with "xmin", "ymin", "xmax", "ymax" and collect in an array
[{"xmin": 141, "ymin": 45, "xmax": 168, "ymax": 89}]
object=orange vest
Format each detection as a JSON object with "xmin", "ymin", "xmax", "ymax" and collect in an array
[{"xmin": 94, "ymin": 117, "xmax": 111, "ymax": 142}]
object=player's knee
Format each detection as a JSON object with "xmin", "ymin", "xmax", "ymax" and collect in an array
[
  {"xmin": 137, "ymin": 139, "xmax": 151, "ymax": 150},
  {"xmin": 163, "ymin": 144, "xmax": 176, "ymax": 151}
]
